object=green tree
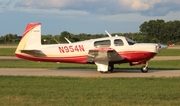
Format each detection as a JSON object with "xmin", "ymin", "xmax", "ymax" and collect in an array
[{"xmin": 60, "ymin": 31, "xmax": 72, "ymax": 43}]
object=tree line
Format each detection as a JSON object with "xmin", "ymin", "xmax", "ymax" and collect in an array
[{"xmin": 1, "ymin": 19, "xmax": 180, "ymax": 45}]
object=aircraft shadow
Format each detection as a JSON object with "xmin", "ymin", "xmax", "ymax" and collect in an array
[
  {"xmin": 112, "ymin": 68, "xmax": 179, "ymax": 73},
  {"xmin": 56, "ymin": 67, "xmax": 179, "ymax": 73}
]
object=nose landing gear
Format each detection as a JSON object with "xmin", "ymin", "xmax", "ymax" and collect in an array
[{"xmin": 141, "ymin": 63, "xmax": 148, "ymax": 73}]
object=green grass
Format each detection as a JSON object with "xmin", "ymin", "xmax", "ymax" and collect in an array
[
  {"xmin": 0, "ymin": 48, "xmax": 16, "ymax": 56},
  {"xmin": 0, "ymin": 76, "xmax": 180, "ymax": 106},
  {"xmin": 157, "ymin": 49, "xmax": 180, "ymax": 56},
  {"xmin": 0, "ymin": 60, "xmax": 180, "ymax": 70},
  {"xmin": 0, "ymin": 60, "xmax": 96, "ymax": 68}
]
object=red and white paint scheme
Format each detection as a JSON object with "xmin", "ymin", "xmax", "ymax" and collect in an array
[{"xmin": 15, "ymin": 23, "xmax": 168, "ymax": 73}]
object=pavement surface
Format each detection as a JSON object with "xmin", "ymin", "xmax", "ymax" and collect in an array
[
  {"xmin": 0, "ymin": 68, "xmax": 180, "ymax": 77},
  {"xmin": 0, "ymin": 46, "xmax": 17, "ymax": 48}
]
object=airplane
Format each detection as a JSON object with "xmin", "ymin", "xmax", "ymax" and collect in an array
[{"xmin": 15, "ymin": 23, "xmax": 168, "ymax": 73}]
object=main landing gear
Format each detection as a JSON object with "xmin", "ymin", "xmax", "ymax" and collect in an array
[
  {"xmin": 108, "ymin": 63, "xmax": 114, "ymax": 72},
  {"xmin": 100, "ymin": 64, "xmax": 114, "ymax": 73},
  {"xmin": 141, "ymin": 63, "xmax": 148, "ymax": 73}
]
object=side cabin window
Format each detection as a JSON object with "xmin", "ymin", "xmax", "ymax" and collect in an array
[
  {"xmin": 114, "ymin": 39, "xmax": 124, "ymax": 46},
  {"xmin": 94, "ymin": 40, "xmax": 111, "ymax": 48}
]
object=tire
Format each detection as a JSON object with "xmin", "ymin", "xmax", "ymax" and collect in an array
[
  {"xmin": 108, "ymin": 64, "xmax": 114, "ymax": 72},
  {"xmin": 100, "ymin": 71, "xmax": 108, "ymax": 74},
  {"xmin": 141, "ymin": 66, "xmax": 148, "ymax": 73}
]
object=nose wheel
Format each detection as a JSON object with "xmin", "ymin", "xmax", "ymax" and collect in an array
[{"xmin": 141, "ymin": 63, "xmax": 148, "ymax": 73}]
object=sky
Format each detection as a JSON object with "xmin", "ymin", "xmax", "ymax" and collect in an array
[{"xmin": 0, "ymin": 0, "xmax": 180, "ymax": 36}]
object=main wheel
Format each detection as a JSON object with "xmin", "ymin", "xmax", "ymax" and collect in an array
[
  {"xmin": 141, "ymin": 66, "xmax": 148, "ymax": 73},
  {"xmin": 108, "ymin": 64, "xmax": 114, "ymax": 72},
  {"xmin": 100, "ymin": 71, "xmax": 108, "ymax": 74}
]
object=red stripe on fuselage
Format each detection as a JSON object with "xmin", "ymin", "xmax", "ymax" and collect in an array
[
  {"xmin": 15, "ymin": 51, "xmax": 157, "ymax": 64},
  {"xmin": 15, "ymin": 53, "xmax": 88, "ymax": 63}
]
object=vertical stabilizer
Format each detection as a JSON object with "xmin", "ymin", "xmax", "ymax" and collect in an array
[{"xmin": 15, "ymin": 23, "xmax": 41, "ymax": 53}]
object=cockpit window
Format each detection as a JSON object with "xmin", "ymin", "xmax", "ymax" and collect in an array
[
  {"xmin": 126, "ymin": 37, "xmax": 135, "ymax": 45},
  {"xmin": 114, "ymin": 39, "xmax": 124, "ymax": 46},
  {"xmin": 94, "ymin": 40, "xmax": 111, "ymax": 47}
]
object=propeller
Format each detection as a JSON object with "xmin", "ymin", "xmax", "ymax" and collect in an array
[{"xmin": 157, "ymin": 44, "xmax": 168, "ymax": 51}]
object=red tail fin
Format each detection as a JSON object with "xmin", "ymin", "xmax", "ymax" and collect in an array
[{"xmin": 21, "ymin": 23, "xmax": 41, "ymax": 40}]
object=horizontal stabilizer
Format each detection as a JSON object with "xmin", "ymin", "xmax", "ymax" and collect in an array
[{"xmin": 20, "ymin": 50, "xmax": 46, "ymax": 57}]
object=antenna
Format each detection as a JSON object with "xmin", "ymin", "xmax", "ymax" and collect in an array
[
  {"xmin": 53, "ymin": 38, "xmax": 60, "ymax": 44},
  {"xmin": 64, "ymin": 37, "xmax": 72, "ymax": 44},
  {"xmin": 105, "ymin": 30, "xmax": 112, "ymax": 37}
]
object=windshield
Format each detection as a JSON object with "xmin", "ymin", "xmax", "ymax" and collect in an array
[{"xmin": 125, "ymin": 37, "xmax": 136, "ymax": 45}]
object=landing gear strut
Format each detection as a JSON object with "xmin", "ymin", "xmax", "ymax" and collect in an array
[
  {"xmin": 141, "ymin": 63, "xmax": 148, "ymax": 73},
  {"xmin": 108, "ymin": 64, "xmax": 114, "ymax": 72}
]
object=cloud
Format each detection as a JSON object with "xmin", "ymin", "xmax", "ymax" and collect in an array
[
  {"xmin": 15, "ymin": 0, "xmax": 96, "ymax": 9},
  {"xmin": 1, "ymin": 0, "xmax": 180, "ymax": 16},
  {"xmin": 117, "ymin": 0, "xmax": 180, "ymax": 15}
]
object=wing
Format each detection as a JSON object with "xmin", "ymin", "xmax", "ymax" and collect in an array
[
  {"xmin": 87, "ymin": 47, "xmax": 124, "ymax": 63},
  {"xmin": 86, "ymin": 47, "xmax": 124, "ymax": 72},
  {"xmin": 20, "ymin": 50, "xmax": 46, "ymax": 57}
]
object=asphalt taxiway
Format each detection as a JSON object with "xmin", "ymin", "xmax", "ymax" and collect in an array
[{"xmin": 0, "ymin": 68, "xmax": 180, "ymax": 77}]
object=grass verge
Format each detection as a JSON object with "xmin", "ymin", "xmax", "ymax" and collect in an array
[
  {"xmin": 0, "ymin": 48, "xmax": 16, "ymax": 56},
  {"xmin": 157, "ymin": 49, "xmax": 180, "ymax": 56},
  {"xmin": 0, "ymin": 76, "xmax": 180, "ymax": 106}
]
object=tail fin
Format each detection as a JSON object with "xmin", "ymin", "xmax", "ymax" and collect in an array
[{"xmin": 15, "ymin": 23, "xmax": 41, "ymax": 53}]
